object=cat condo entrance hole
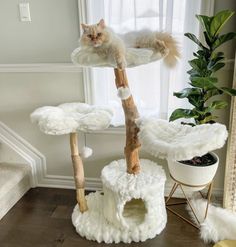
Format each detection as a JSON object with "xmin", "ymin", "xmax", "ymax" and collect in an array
[{"xmin": 122, "ymin": 198, "xmax": 147, "ymax": 226}]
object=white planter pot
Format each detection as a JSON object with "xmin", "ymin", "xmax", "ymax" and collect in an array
[{"xmin": 167, "ymin": 152, "xmax": 219, "ymax": 191}]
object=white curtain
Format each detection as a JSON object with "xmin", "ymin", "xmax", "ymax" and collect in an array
[{"xmin": 83, "ymin": 0, "xmax": 203, "ymax": 126}]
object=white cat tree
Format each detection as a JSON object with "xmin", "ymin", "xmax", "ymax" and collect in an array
[{"xmin": 31, "ymin": 44, "xmax": 170, "ymax": 243}]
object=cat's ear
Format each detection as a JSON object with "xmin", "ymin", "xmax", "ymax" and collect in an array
[
  {"xmin": 81, "ymin": 23, "xmax": 89, "ymax": 32},
  {"xmin": 97, "ymin": 19, "xmax": 105, "ymax": 29}
]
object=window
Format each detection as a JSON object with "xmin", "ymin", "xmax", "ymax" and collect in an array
[{"xmin": 78, "ymin": 0, "xmax": 213, "ymax": 127}]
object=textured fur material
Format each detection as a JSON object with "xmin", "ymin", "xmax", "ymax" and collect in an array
[
  {"xmin": 188, "ymin": 199, "xmax": 236, "ymax": 243},
  {"xmin": 72, "ymin": 27, "xmax": 179, "ymax": 68},
  {"xmin": 136, "ymin": 118, "xmax": 228, "ymax": 160},
  {"xmin": 72, "ymin": 159, "xmax": 167, "ymax": 243},
  {"xmin": 117, "ymin": 87, "xmax": 131, "ymax": 100},
  {"xmin": 80, "ymin": 146, "xmax": 93, "ymax": 159},
  {"xmin": 31, "ymin": 103, "xmax": 113, "ymax": 135}
]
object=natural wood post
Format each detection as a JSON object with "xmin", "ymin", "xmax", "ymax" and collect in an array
[
  {"xmin": 70, "ymin": 132, "xmax": 88, "ymax": 213},
  {"xmin": 114, "ymin": 68, "xmax": 141, "ymax": 174}
]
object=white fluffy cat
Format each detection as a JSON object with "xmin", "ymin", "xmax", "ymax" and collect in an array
[{"xmin": 80, "ymin": 19, "xmax": 180, "ymax": 69}]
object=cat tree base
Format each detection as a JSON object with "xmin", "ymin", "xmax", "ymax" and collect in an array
[{"xmin": 72, "ymin": 159, "xmax": 167, "ymax": 243}]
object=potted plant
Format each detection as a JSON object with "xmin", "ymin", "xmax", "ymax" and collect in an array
[{"xmin": 168, "ymin": 10, "xmax": 236, "ymax": 189}]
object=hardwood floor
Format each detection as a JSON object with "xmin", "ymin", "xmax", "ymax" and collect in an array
[{"xmin": 0, "ymin": 188, "xmax": 213, "ymax": 247}]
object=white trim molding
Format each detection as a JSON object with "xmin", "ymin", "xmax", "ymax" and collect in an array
[
  {"xmin": 0, "ymin": 121, "xmax": 101, "ymax": 190},
  {"xmin": 0, "ymin": 63, "xmax": 83, "ymax": 73},
  {"xmin": 0, "ymin": 121, "xmax": 44, "ymax": 187}
]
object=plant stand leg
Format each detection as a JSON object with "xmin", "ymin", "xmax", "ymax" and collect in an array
[
  {"xmin": 114, "ymin": 68, "xmax": 141, "ymax": 174},
  {"xmin": 70, "ymin": 132, "xmax": 88, "ymax": 213},
  {"xmin": 166, "ymin": 178, "xmax": 214, "ymax": 229},
  {"xmin": 204, "ymin": 181, "xmax": 213, "ymax": 220}
]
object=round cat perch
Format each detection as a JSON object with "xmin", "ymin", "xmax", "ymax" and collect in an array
[
  {"xmin": 31, "ymin": 102, "xmax": 113, "ymax": 212},
  {"xmin": 136, "ymin": 118, "xmax": 228, "ymax": 161}
]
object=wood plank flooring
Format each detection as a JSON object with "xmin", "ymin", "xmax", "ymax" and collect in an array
[{"xmin": 0, "ymin": 188, "xmax": 213, "ymax": 247}]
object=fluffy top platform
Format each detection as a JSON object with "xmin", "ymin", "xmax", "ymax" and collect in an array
[
  {"xmin": 31, "ymin": 102, "xmax": 113, "ymax": 135},
  {"xmin": 71, "ymin": 46, "xmax": 163, "ymax": 68},
  {"xmin": 136, "ymin": 118, "xmax": 228, "ymax": 160}
]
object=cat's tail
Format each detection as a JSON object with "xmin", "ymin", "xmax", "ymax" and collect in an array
[{"xmin": 157, "ymin": 32, "xmax": 180, "ymax": 67}]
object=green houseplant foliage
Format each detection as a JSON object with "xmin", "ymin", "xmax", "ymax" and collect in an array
[{"xmin": 170, "ymin": 10, "xmax": 236, "ymax": 125}]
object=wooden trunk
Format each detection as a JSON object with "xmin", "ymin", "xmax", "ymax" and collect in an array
[
  {"xmin": 70, "ymin": 132, "xmax": 88, "ymax": 213},
  {"xmin": 114, "ymin": 68, "xmax": 141, "ymax": 174}
]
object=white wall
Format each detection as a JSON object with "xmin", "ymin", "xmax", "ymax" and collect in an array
[
  {"xmin": 0, "ymin": 0, "xmax": 79, "ymax": 63},
  {"xmin": 0, "ymin": 0, "xmax": 235, "ymax": 195}
]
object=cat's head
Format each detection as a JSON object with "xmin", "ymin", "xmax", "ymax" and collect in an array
[{"xmin": 80, "ymin": 19, "xmax": 109, "ymax": 47}]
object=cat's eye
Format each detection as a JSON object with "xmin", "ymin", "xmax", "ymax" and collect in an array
[
  {"xmin": 97, "ymin": 33, "xmax": 102, "ymax": 37},
  {"xmin": 87, "ymin": 34, "xmax": 92, "ymax": 38}
]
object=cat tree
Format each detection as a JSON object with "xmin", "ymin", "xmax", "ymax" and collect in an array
[
  {"xmin": 32, "ymin": 45, "xmax": 170, "ymax": 243},
  {"xmin": 72, "ymin": 47, "xmax": 170, "ymax": 243}
]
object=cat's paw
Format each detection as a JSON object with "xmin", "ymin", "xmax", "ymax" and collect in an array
[
  {"xmin": 154, "ymin": 40, "xmax": 169, "ymax": 56},
  {"xmin": 117, "ymin": 59, "xmax": 127, "ymax": 70}
]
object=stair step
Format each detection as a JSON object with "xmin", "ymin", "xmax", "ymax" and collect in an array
[{"xmin": 0, "ymin": 163, "xmax": 31, "ymax": 220}]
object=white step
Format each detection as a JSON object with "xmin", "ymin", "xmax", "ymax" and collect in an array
[{"xmin": 0, "ymin": 163, "xmax": 31, "ymax": 220}]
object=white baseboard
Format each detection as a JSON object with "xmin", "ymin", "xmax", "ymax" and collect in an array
[
  {"xmin": 37, "ymin": 174, "xmax": 223, "ymax": 199},
  {"xmin": 38, "ymin": 175, "xmax": 102, "ymax": 191}
]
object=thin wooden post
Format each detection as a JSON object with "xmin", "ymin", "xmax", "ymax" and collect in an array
[
  {"xmin": 70, "ymin": 132, "xmax": 88, "ymax": 213},
  {"xmin": 114, "ymin": 68, "xmax": 141, "ymax": 174}
]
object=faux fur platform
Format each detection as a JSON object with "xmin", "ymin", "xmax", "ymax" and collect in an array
[
  {"xmin": 31, "ymin": 103, "xmax": 113, "ymax": 135},
  {"xmin": 136, "ymin": 118, "xmax": 228, "ymax": 160},
  {"xmin": 71, "ymin": 46, "xmax": 164, "ymax": 68}
]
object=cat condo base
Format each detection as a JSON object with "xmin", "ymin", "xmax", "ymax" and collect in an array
[{"xmin": 72, "ymin": 159, "xmax": 167, "ymax": 243}]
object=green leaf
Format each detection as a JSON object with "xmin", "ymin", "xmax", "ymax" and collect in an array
[
  {"xmin": 204, "ymin": 88, "xmax": 223, "ymax": 101},
  {"xmin": 174, "ymin": 88, "xmax": 203, "ymax": 107},
  {"xmin": 196, "ymin": 15, "xmax": 213, "ymax": 37},
  {"xmin": 210, "ymin": 10, "xmax": 235, "ymax": 37},
  {"xmin": 187, "ymin": 69, "xmax": 201, "ymax": 77},
  {"xmin": 199, "ymin": 114, "xmax": 217, "ymax": 124},
  {"xmin": 208, "ymin": 100, "xmax": 228, "ymax": 110},
  {"xmin": 169, "ymin": 109, "xmax": 198, "ymax": 122},
  {"xmin": 210, "ymin": 62, "xmax": 225, "ymax": 72},
  {"xmin": 188, "ymin": 95, "xmax": 204, "ymax": 108},
  {"xmin": 203, "ymin": 31, "xmax": 213, "ymax": 46},
  {"xmin": 211, "ymin": 51, "xmax": 224, "ymax": 59},
  {"xmin": 174, "ymin": 88, "xmax": 202, "ymax": 98},
  {"xmin": 189, "ymin": 59, "xmax": 207, "ymax": 71},
  {"xmin": 184, "ymin": 33, "xmax": 207, "ymax": 49},
  {"xmin": 221, "ymin": 87, "xmax": 236, "ymax": 96},
  {"xmin": 190, "ymin": 77, "xmax": 218, "ymax": 89},
  {"xmin": 212, "ymin": 32, "xmax": 236, "ymax": 50}
]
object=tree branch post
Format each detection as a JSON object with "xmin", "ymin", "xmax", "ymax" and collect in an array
[
  {"xmin": 114, "ymin": 68, "xmax": 141, "ymax": 174},
  {"xmin": 70, "ymin": 132, "xmax": 88, "ymax": 213}
]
